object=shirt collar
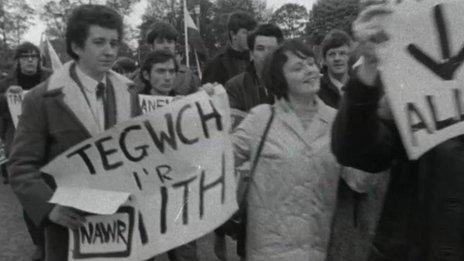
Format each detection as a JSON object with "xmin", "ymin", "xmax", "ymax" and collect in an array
[
  {"xmin": 75, "ymin": 64, "xmax": 107, "ymax": 93},
  {"xmin": 328, "ymin": 73, "xmax": 346, "ymax": 92}
]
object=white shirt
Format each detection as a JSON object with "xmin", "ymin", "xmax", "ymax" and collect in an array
[
  {"xmin": 75, "ymin": 65, "xmax": 107, "ymax": 131},
  {"xmin": 328, "ymin": 74, "xmax": 346, "ymax": 95}
]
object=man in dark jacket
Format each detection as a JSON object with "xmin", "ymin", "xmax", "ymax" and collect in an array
[
  {"xmin": 202, "ymin": 11, "xmax": 257, "ymax": 85},
  {"xmin": 318, "ymin": 29, "xmax": 352, "ymax": 108},
  {"xmin": 332, "ymin": 4, "xmax": 464, "ymax": 261},
  {"xmin": 0, "ymin": 41, "xmax": 51, "ymax": 261},
  {"xmin": 0, "ymin": 42, "xmax": 52, "ymax": 161},
  {"xmin": 225, "ymin": 23, "xmax": 283, "ymax": 113}
]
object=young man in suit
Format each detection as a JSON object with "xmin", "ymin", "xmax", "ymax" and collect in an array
[{"xmin": 8, "ymin": 5, "xmax": 135, "ymax": 260}]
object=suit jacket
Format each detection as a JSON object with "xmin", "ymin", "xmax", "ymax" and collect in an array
[{"xmin": 8, "ymin": 61, "xmax": 136, "ymax": 260}]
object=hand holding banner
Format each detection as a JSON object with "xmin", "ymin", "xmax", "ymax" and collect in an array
[
  {"xmin": 42, "ymin": 85, "xmax": 237, "ymax": 260},
  {"xmin": 6, "ymin": 86, "xmax": 28, "ymax": 128}
]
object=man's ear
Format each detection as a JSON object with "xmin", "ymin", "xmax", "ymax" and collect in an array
[
  {"xmin": 142, "ymin": 70, "xmax": 150, "ymax": 82},
  {"xmin": 71, "ymin": 42, "xmax": 82, "ymax": 57},
  {"xmin": 229, "ymin": 30, "xmax": 235, "ymax": 42}
]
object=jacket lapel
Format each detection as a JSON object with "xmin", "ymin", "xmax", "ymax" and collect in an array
[
  {"xmin": 107, "ymin": 71, "xmax": 132, "ymax": 123},
  {"xmin": 46, "ymin": 61, "xmax": 133, "ymax": 136},
  {"xmin": 46, "ymin": 62, "xmax": 101, "ymax": 136}
]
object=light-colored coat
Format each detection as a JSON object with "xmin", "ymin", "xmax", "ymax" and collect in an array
[{"xmin": 233, "ymin": 99, "xmax": 376, "ymax": 261}]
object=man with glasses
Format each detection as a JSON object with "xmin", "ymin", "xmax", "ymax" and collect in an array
[{"xmin": 0, "ymin": 41, "xmax": 51, "ymax": 260}]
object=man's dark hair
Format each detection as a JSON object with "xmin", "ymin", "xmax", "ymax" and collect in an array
[
  {"xmin": 146, "ymin": 22, "xmax": 178, "ymax": 45},
  {"xmin": 66, "ymin": 4, "xmax": 123, "ymax": 60},
  {"xmin": 247, "ymin": 24, "xmax": 284, "ymax": 50},
  {"xmin": 140, "ymin": 50, "xmax": 178, "ymax": 90},
  {"xmin": 320, "ymin": 29, "xmax": 352, "ymax": 58},
  {"xmin": 14, "ymin": 42, "xmax": 40, "ymax": 59},
  {"xmin": 262, "ymin": 39, "xmax": 316, "ymax": 100},
  {"xmin": 112, "ymin": 57, "xmax": 137, "ymax": 74},
  {"xmin": 227, "ymin": 11, "xmax": 257, "ymax": 41}
]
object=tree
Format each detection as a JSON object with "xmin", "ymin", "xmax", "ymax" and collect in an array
[
  {"xmin": 0, "ymin": 0, "xmax": 35, "ymax": 47},
  {"xmin": 210, "ymin": 0, "xmax": 270, "ymax": 51},
  {"xmin": 306, "ymin": 0, "xmax": 360, "ymax": 37},
  {"xmin": 40, "ymin": 0, "xmax": 140, "ymax": 62},
  {"xmin": 270, "ymin": 3, "xmax": 308, "ymax": 39}
]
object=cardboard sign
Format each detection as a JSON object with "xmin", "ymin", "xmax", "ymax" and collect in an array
[
  {"xmin": 139, "ymin": 95, "xmax": 173, "ymax": 114},
  {"xmin": 42, "ymin": 86, "xmax": 237, "ymax": 260},
  {"xmin": 379, "ymin": 0, "xmax": 464, "ymax": 159},
  {"xmin": 6, "ymin": 88, "xmax": 28, "ymax": 128}
]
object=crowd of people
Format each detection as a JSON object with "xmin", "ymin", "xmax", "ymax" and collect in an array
[{"xmin": 0, "ymin": 1, "xmax": 463, "ymax": 261}]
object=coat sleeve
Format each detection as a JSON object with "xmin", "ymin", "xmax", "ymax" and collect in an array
[
  {"xmin": 202, "ymin": 56, "xmax": 226, "ymax": 85},
  {"xmin": 225, "ymin": 75, "xmax": 244, "ymax": 111},
  {"xmin": 331, "ymin": 77, "xmax": 398, "ymax": 173},
  {"xmin": 8, "ymin": 88, "xmax": 54, "ymax": 226}
]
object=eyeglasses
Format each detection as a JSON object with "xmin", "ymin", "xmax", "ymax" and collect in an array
[{"xmin": 19, "ymin": 54, "xmax": 39, "ymax": 60}]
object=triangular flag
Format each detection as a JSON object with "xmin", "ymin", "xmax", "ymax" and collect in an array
[
  {"xmin": 183, "ymin": 0, "xmax": 208, "ymax": 57},
  {"xmin": 46, "ymin": 40, "xmax": 62, "ymax": 71}
]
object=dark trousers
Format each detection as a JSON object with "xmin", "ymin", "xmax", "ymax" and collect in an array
[{"xmin": 369, "ymin": 138, "xmax": 464, "ymax": 261}]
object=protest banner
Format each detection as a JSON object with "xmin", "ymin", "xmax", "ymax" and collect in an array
[
  {"xmin": 6, "ymin": 88, "xmax": 28, "ymax": 128},
  {"xmin": 379, "ymin": 0, "xmax": 464, "ymax": 159},
  {"xmin": 42, "ymin": 86, "xmax": 237, "ymax": 260},
  {"xmin": 138, "ymin": 95, "xmax": 173, "ymax": 114},
  {"xmin": 230, "ymin": 108, "xmax": 247, "ymax": 130}
]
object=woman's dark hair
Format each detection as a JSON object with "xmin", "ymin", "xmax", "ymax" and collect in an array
[
  {"xmin": 262, "ymin": 39, "xmax": 315, "ymax": 100},
  {"xmin": 66, "ymin": 5, "xmax": 123, "ymax": 60},
  {"xmin": 140, "ymin": 50, "xmax": 178, "ymax": 91}
]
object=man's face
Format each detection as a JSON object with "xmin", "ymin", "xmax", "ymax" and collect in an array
[
  {"xmin": 231, "ymin": 28, "xmax": 250, "ymax": 51},
  {"xmin": 18, "ymin": 50, "xmax": 39, "ymax": 75},
  {"xmin": 152, "ymin": 37, "xmax": 176, "ymax": 53},
  {"xmin": 251, "ymin": 36, "xmax": 279, "ymax": 73},
  {"xmin": 143, "ymin": 59, "xmax": 176, "ymax": 95},
  {"xmin": 324, "ymin": 45, "xmax": 350, "ymax": 78},
  {"xmin": 72, "ymin": 25, "xmax": 119, "ymax": 80}
]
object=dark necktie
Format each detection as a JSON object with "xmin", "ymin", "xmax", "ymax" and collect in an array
[{"xmin": 96, "ymin": 82, "xmax": 109, "ymax": 130}]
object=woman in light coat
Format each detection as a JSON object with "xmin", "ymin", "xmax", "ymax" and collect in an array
[{"xmin": 232, "ymin": 39, "xmax": 379, "ymax": 261}]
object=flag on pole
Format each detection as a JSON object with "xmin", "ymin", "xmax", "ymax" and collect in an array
[
  {"xmin": 39, "ymin": 34, "xmax": 63, "ymax": 72},
  {"xmin": 183, "ymin": 0, "xmax": 207, "ymax": 56}
]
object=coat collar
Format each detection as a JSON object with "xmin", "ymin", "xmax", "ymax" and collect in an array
[
  {"xmin": 46, "ymin": 61, "xmax": 133, "ymax": 136},
  {"xmin": 275, "ymin": 97, "xmax": 336, "ymax": 147}
]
